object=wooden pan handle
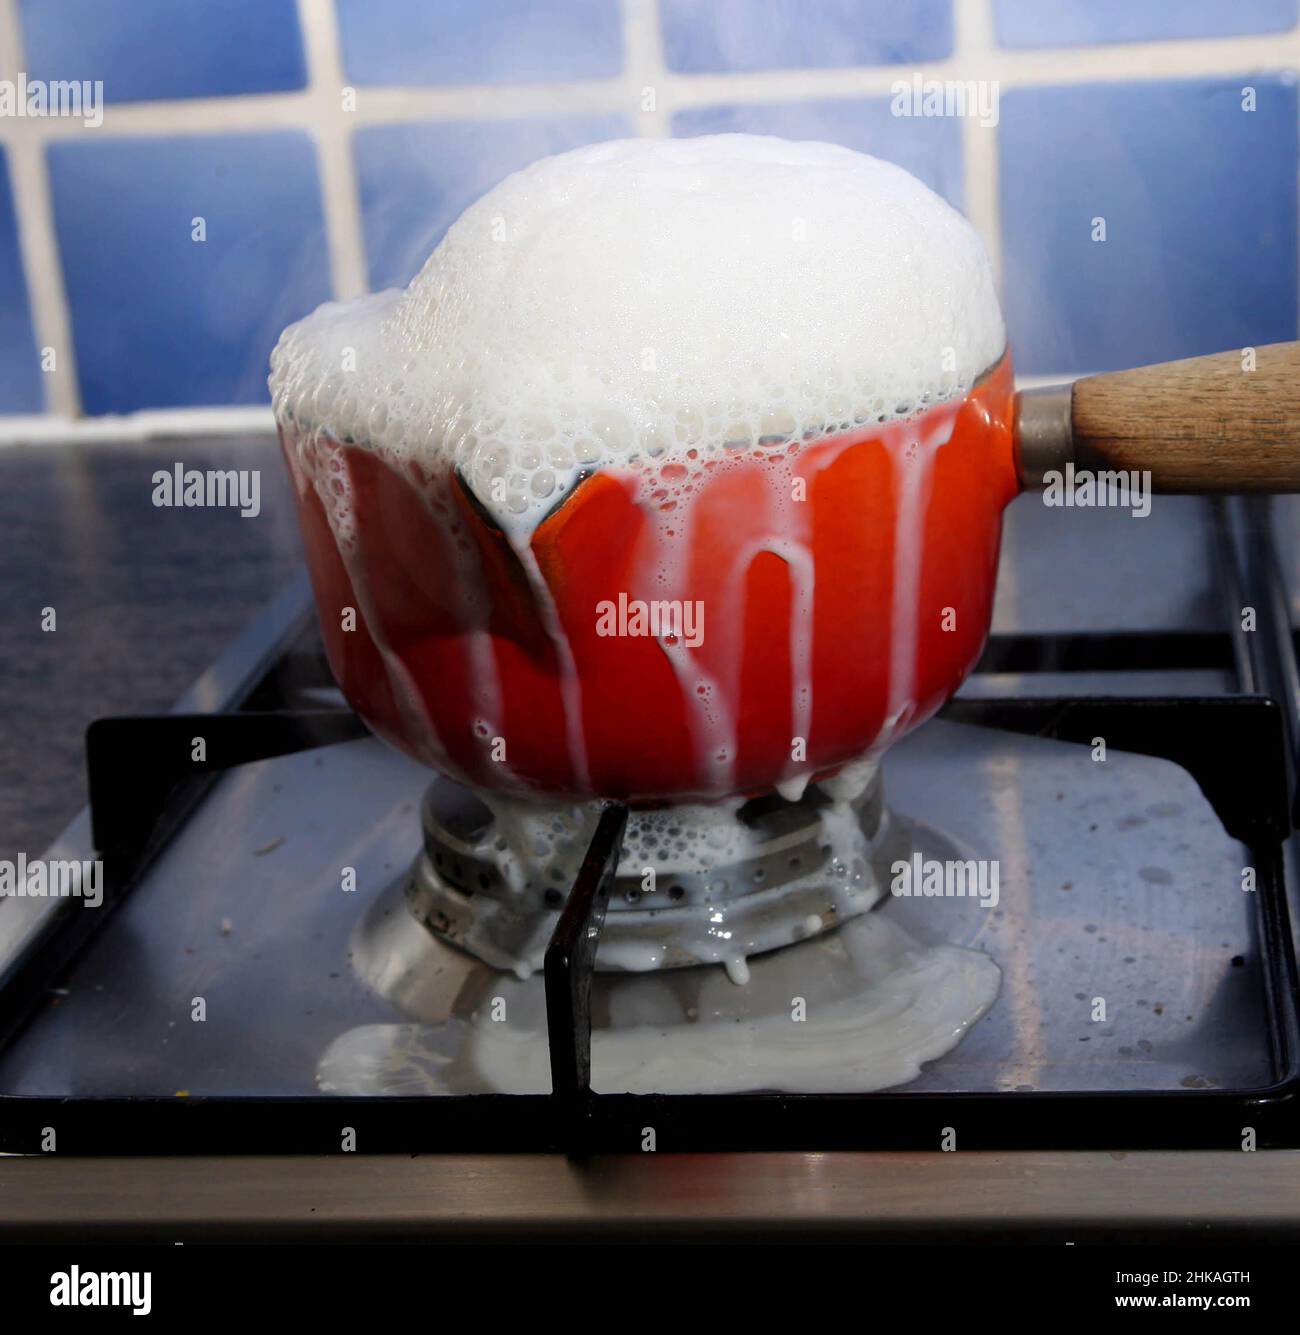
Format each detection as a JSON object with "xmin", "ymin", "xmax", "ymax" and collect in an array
[{"xmin": 1016, "ymin": 341, "xmax": 1300, "ymax": 493}]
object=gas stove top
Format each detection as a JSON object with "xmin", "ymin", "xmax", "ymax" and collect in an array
[{"xmin": 0, "ymin": 494, "xmax": 1298, "ymax": 1160}]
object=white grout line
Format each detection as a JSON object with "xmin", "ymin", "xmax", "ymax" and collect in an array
[
  {"xmin": 296, "ymin": 0, "xmax": 368, "ymax": 298},
  {"xmin": 1, "ymin": 24, "xmax": 1294, "ymax": 148},
  {"xmin": 0, "ymin": 0, "xmax": 81, "ymax": 415},
  {"xmin": 624, "ymin": 0, "xmax": 670, "ymax": 137},
  {"xmin": 952, "ymin": 0, "xmax": 1002, "ymax": 287}
]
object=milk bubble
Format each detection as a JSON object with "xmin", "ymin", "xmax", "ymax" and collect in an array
[{"xmin": 269, "ymin": 134, "xmax": 1005, "ymax": 535}]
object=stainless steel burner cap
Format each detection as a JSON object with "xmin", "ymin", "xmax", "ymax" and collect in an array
[{"xmin": 404, "ymin": 770, "xmax": 911, "ymax": 980}]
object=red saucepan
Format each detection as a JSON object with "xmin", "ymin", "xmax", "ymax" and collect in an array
[{"xmin": 280, "ymin": 341, "xmax": 1300, "ymax": 804}]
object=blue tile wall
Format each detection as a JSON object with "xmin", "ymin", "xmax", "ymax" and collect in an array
[
  {"xmin": 48, "ymin": 132, "xmax": 331, "ymax": 414},
  {"xmin": 673, "ymin": 98, "xmax": 964, "ymax": 209},
  {"xmin": 660, "ymin": 0, "xmax": 953, "ymax": 72},
  {"xmin": 20, "ymin": 0, "xmax": 306, "ymax": 103},
  {"xmin": 993, "ymin": 0, "xmax": 1297, "ymax": 48},
  {"xmin": 336, "ymin": 0, "xmax": 624, "ymax": 86},
  {"xmin": 999, "ymin": 77, "xmax": 1298, "ymax": 376},
  {"xmin": 0, "ymin": 151, "xmax": 42, "ymax": 414},
  {"xmin": 6, "ymin": 1, "xmax": 1300, "ymax": 417},
  {"xmin": 355, "ymin": 114, "xmax": 632, "ymax": 290}
]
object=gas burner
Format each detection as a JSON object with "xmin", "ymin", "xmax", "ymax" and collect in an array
[
  {"xmin": 405, "ymin": 767, "xmax": 911, "ymax": 981},
  {"xmin": 341, "ymin": 775, "xmax": 1000, "ymax": 1098}
]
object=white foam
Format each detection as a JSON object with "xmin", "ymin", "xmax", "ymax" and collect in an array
[
  {"xmin": 269, "ymin": 134, "xmax": 1004, "ymax": 533},
  {"xmin": 449, "ymin": 758, "xmax": 888, "ymax": 982},
  {"xmin": 318, "ymin": 912, "xmax": 1001, "ymax": 1096}
]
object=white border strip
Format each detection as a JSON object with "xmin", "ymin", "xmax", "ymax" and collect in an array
[{"xmin": 0, "ymin": 404, "xmax": 276, "ymax": 445}]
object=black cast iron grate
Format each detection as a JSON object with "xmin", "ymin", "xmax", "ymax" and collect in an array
[{"xmin": 0, "ymin": 674, "xmax": 1296, "ymax": 1156}]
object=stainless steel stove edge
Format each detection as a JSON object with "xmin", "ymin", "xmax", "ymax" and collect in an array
[{"xmin": 1, "ymin": 1151, "xmax": 1298, "ymax": 1239}]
